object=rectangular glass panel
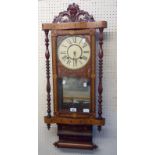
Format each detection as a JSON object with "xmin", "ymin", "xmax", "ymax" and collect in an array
[{"xmin": 58, "ymin": 77, "xmax": 90, "ymax": 113}]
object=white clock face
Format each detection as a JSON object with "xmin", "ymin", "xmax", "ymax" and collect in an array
[{"xmin": 58, "ymin": 36, "xmax": 91, "ymax": 70}]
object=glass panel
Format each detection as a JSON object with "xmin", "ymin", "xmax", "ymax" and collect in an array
[
  {"xmin": 58, "ymin": 77, "xmax": 90, "ymax": 113},
  {"xmin": 57, "ymin": 35, "xmax": 91, "ymax": 70}
]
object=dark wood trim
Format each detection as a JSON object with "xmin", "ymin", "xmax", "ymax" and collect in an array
[
  {"xmin": 51, "ymin": 35, "xmax": 58, "ymax": 115},
  {"xmin": 52, "ymin": 29, "xmax": 96, "ymax": 36},
  {"xmin": 56, "ymin": 112, "xmax": 93, "ymax": 118},
  {"xmin": 56, "ymin": 124, "xmax": 95, "ymax": 149},
  {"xmin": 44, "ymin": 116, "xmax": 105, "ymax": 126},
  {"xmin": 91, "ymin": 31, "xmax": 96, "ymax": 116},
  {"xmin": 42, "ymin": 21, "xmax": 107, "ymax": 30},
  {"xmin": 53, "ymin": 141, "xmax": 97, "ymax": 150},
  {"xmin": 51, "ymin": 29, "xmax": 97, "ymax": 116},
  {"xmin": 58, "ymin": 130, "xmax": 92, "ymax": 136}
]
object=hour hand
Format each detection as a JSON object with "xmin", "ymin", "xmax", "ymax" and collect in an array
[{"xmin": 73, "ymin": 51, "xmax": 76, "ymax": 57}]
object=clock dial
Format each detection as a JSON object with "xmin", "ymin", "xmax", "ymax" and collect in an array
[{"xmin": 58, "ymin": 36, "xmax": 90, "ymax": 70}]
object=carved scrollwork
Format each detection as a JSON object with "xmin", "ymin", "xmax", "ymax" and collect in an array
[{"xmin": 53, "ymin": 3, "xmax": 95, "ymax": 23}]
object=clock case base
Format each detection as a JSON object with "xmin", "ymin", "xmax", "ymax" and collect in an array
[{"xmin": 54, "ymin": 124, "xmax": 97, "ymax": 150}]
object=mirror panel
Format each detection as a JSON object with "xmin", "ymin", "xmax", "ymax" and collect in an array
[{"xmin": 58, "ymin": 77, "xmax": 90, "ymax": 113}]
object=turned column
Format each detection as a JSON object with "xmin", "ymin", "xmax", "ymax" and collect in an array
[
  {"xmin": 44, "ymin": 30, "xmax": 51, "ymax": 130},
  {"xmin": 98, "ymin": 28, "xmax": 104, "ymax": 131}
]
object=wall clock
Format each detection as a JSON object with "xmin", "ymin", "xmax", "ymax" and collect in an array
[{"xmin": 42, "ymin": 3, "xmax": 107, "ymax": 150}]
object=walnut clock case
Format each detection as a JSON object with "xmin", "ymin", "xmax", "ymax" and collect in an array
[{"xmin": 42, "ymin": 3, "xmax": 107, "ymax": 150}]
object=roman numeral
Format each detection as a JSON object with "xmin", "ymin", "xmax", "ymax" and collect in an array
[
  {"xmin": 79, "ymin": 38, "xmax": 82, "ymax": 44},
  {"xmin": 62, "ymin": 45, "xmax": 67, "ymax": 48},
  {"xmin": 83, "ymin": 51, "xmax": 89, "ymax": 53},
  {"xmin": 72, "ymin": 37, "xmax": 76, "ymax": 43},
  {"xmin": 78, "ymin": 60, "xmax": 82, "ymax": 64},
  {"xmin": 66, "ymin": 39, "xmax": 72, "ymax": 44},
  {"xmin": 60, "ymin": 51, "xmax": 67, "ymax": 54},
  {"xmin": 73, "ymin": 59, "xmax": 77, "ymax": 67},
  {"xmin": 82, "ymin": 43, "xmax": 87, "ymax": 48},
  {"xmin": 81, "ymin": 56, "xmax": 87, "ymax": 60},
  {"xmin": 66, "ymin": 59, "xmax": 71, "ymax": 65},
  {"xmin": 62, "ymin": 55, "xmax": 67, "ymax": 61}
]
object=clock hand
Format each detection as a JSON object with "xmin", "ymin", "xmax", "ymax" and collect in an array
[
  {"xmin": 73, "ymin": 51, "xmax": 76, "ymax": 57},
  {"xmin": 73, "ymin": 51, "xmax": 77, "ymax": 66}
]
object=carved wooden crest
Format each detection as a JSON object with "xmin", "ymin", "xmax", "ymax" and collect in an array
[{"xmin": 53, "ymin": 3, "xmax": 95, "ymax": 23}]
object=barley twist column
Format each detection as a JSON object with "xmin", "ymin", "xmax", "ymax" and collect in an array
[
  {"xmin": 44, "ymin": 30, "xmax": 51, "ymax": 130},
  {"xmin": 98, "ymin": 28, "xmax": 104, "ymax": 131}
]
